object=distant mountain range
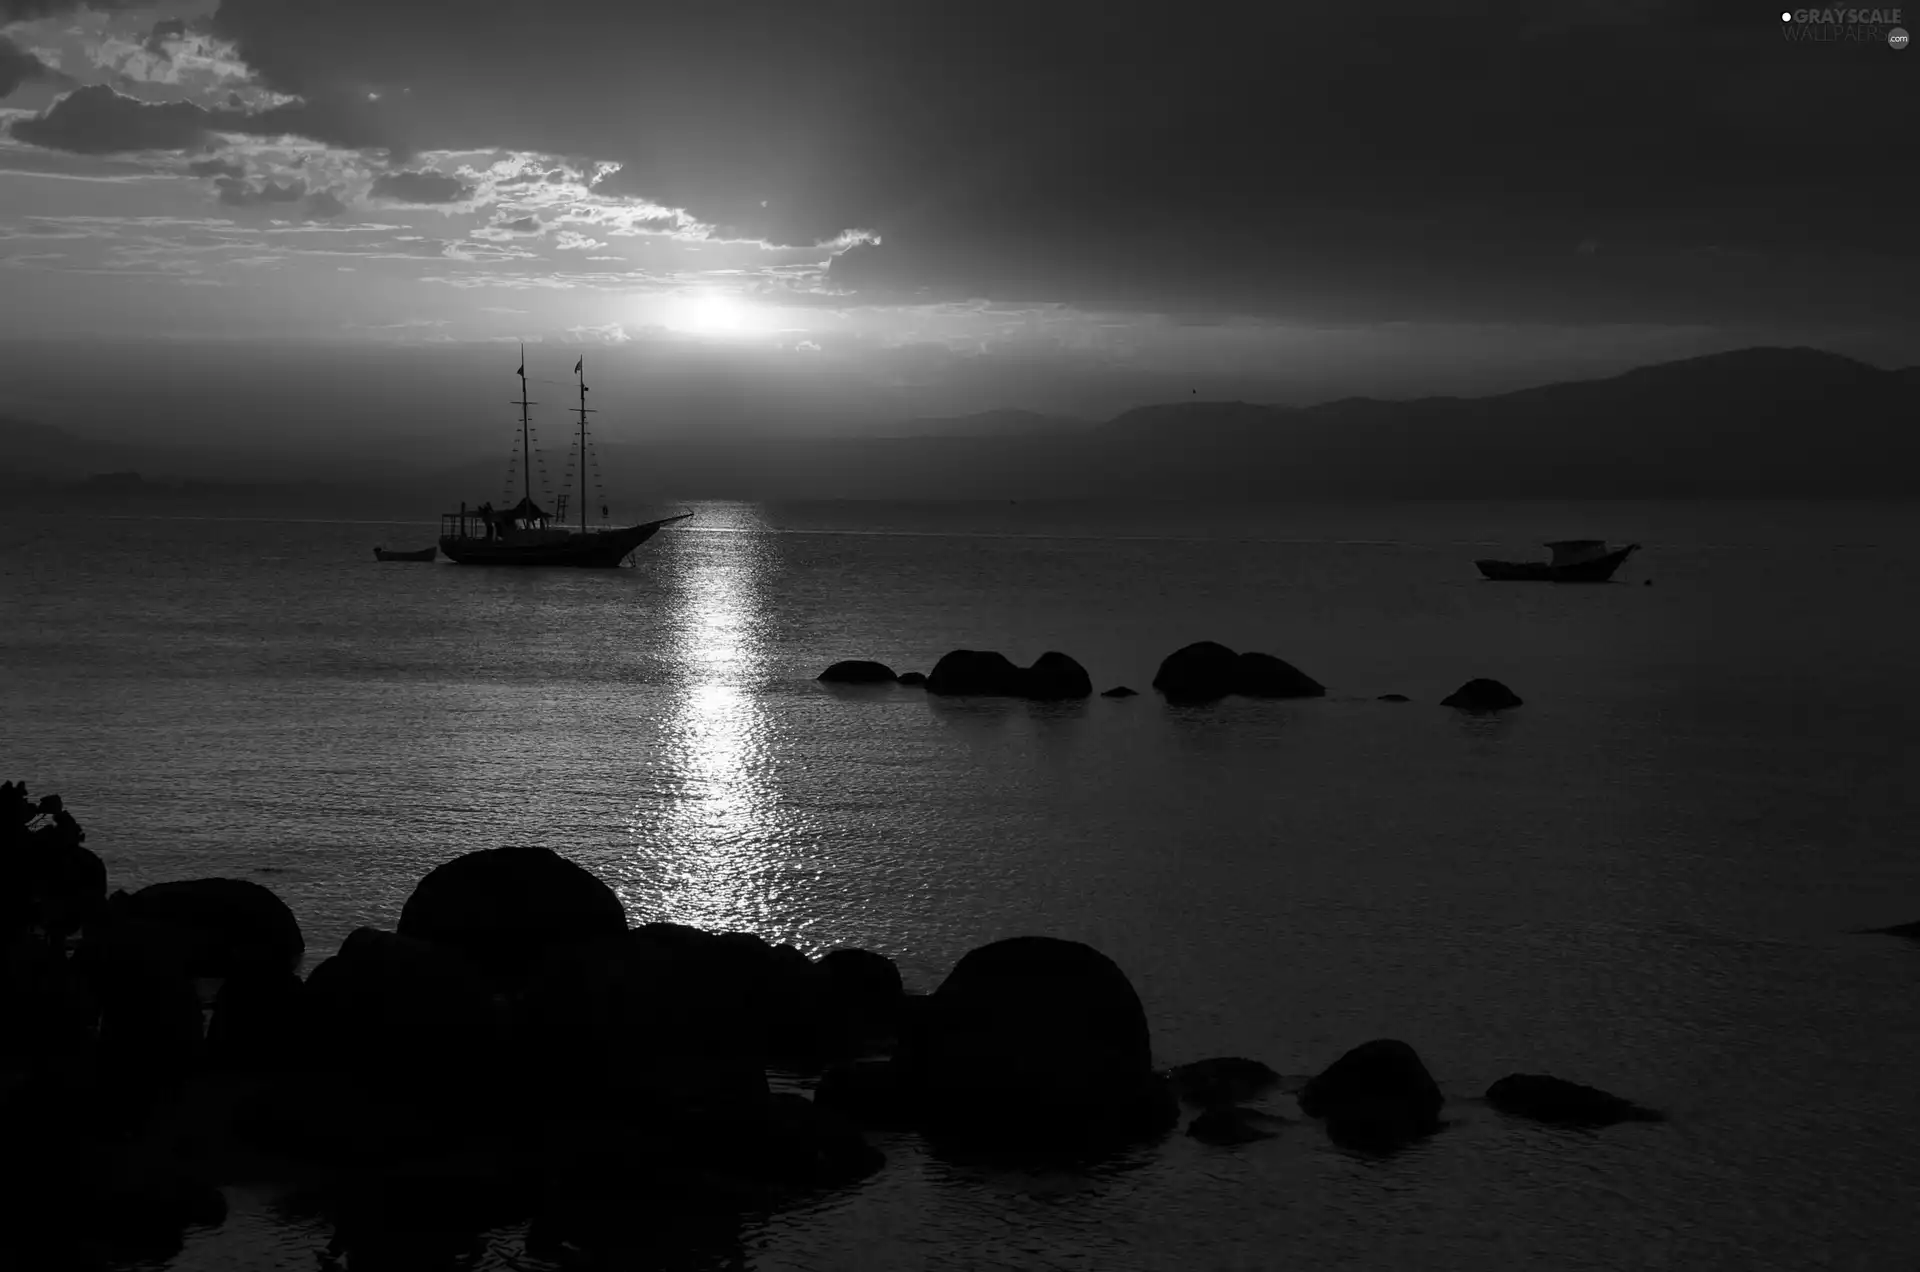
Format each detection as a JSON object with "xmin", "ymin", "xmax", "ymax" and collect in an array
[{"xmin": 4, "ymin": 347, "xmax": 1915, "ymax": 508}]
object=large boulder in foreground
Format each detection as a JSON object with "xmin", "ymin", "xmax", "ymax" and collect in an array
[
  {"xmin": 398, "ymin": 846, "xmax": 627, "ymax": 976},
  {"xmin": 303, "ymin": 926, "xmax": 496, "ymax": 1077},
  {"xmin": 895, "ymin": 935, "xmax": 1176, "ymax": 1144},
  {"xmin": 1485, "ymin": 1073, "xmax": 1665, "ymax": 1126},
  {"xmin": 114, "ymin": 878, "xmax": 305, "ymax": 976},
  {"xmin": 1441, "ymin": 678, "xmax": 1523, "ymax": 710},
  {"xmin": 1152, "ymin": 642, "xmax": 1325, "ymax": 701},
  {"xmin": 1298, "ymin": 1038, "xmax": 1443, "ymax": 1146},
  {"xmin": 817, "ymin": 659, "xmax": 897, "ymax": 684}
]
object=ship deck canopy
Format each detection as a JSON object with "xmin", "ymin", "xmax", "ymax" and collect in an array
[{"xmin": 1544, "ymin": 539, "xmax": 1610, "ymax": 566}]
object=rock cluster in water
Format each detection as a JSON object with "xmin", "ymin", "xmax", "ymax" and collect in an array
[
  {"xmin": 820, "ymin": 643, "xmax": 1515, "ymax": 707},
  {"xmin": 4, "ymin": 780, "xmax": 1688, "ymax": 1267}
]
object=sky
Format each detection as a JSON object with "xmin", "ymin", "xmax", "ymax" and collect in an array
[{"xmin": 1, "ymin": 0, "xmax": 1916, "ymax": 444}]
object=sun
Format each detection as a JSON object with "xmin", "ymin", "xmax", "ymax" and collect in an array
[{"xmin": 659, "ymin": 290, "xmax": 765, "ymax": 337}]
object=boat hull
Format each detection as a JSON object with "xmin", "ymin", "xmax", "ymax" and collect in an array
[
  {"xmin": 439, "ymin": 513, "xmax": 690, "ymax": 568},
  {"xmin": 374, "ymin": 546, "xmax": 437, "ymax": 562},
  {"xmin": 1475, "ymin": 544, "xmax": 1638, "ymax": 582}
]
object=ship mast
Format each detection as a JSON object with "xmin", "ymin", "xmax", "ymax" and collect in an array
[
  {"xmin": 574, "ymin": 354, "xmax": 595, "ymax": 533},
  {"xmin": 513, "ymin": 343, "xmax": 535, "ymax": 509}
]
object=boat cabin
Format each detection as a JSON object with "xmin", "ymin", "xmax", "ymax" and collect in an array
[
  {"xmin": 1543, "ymin": 539, "xmax": 1611, "ymax": 567},
  {"xmin": 443, "ymin": 495, "xmax": 573, "ymax": 544}
]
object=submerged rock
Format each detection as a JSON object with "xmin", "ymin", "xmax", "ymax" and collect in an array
[
  {"xmin": 1298, "ymin": 1038, "xmax": 1443, "ymax": 1146},
  {"xmin": 896, "ymin": 671, "xmax": 927, "ymax": 686},
  {"xmin": 817, "ymin": 659, "xmax": 897, "ymax": 684},
  {"xmin": 1186, "ymin": 1107, "xmax": 1289, "ymax": 1146},
  {"xmin": 1232, "ymin": 651, "xmax": 1326, "ymax": 698},
  {"xmin": 398, "ymin": 846, "xmax": 628, "ymax": 976},
  {"xmin": 926, "ymin": 649, "xmax": 1094, "ymax": 700},
  {"xmin": 1378, "ymin": 693, "xmax": 1410, "ymax": 703},
  {"xmin": 1169, "ymin": 1056, "xmax": 1281, "ymax": 1107},
  {"xmin": 1485, "ymin": 1074, "xmax": 1665, "ymax": 1126},
  {"xmin": 1865, "ymin": 919, "xmax": 1920, "ymax": 941},
  {"xmin": 1151, "ymin": 640, "xmax": 1241, "ymax": 701},
  {"xmin": 1152, "ymin": 641, "xmax": 1325, "ymax": 701},
  {"xmin": 926, "ymin": 649, "xmax": 1027, "ymax": 696},
  {"xmin": 1440, "ymin": 678, "xmax": 1523, "ymax": 710},
  {"xmin": 1022, "ymin": 650, "xmax": 1093, "ymax": 700}
]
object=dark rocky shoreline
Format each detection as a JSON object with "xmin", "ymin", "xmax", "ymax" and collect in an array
[{"xmin": 4, "ymin": 779, "xmax": 1698, "ymax": 1269}]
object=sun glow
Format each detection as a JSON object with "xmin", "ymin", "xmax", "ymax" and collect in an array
[{"xmin": 657, "ymin": 290, "xmax": 770, "ymax": 337}]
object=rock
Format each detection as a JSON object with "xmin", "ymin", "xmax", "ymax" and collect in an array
[
  {"xmin": 303, "ymin": 927, "xmax": 496, "ymax": 1077},
  {"xmin": 817, "ymin": 659, "xmax": 896, "ymax": 684},
  {"xmin": 397, "ymin": 846, "xmax": 628, "ymax": 977},
  {"xmin": 206, "ymin": 967, "xmax": 306, "ymax": 1072},
  {"xmin": 1440, "ymin": 678, "xmax": 1523, "ymax": 710},
  {"xmin": 115, "ymin": 878, "xmax": 305, "ymax": 976},
  {"xmin": 1186, "ymin": 1107, "xmax": 1289, "ymax": 1146},
  {"xmin": 1101, "ymin": 685, "xmax": 1138, "ymax": 698},
  {"xmin": 898, "ymin": 935, "xmax": 1177, "ymax": 1145},
  {"xmin": 926, "ymin": 649, "xmax": 1029, "ymax": 696},
  {"xmin": 1865, "ymin": 919, "xmax": 1920, "ymax": 940},
  {"xmin": 1152, "ymin": 641, "xmax": 1325, "ymax": 701},
  {"xmin": 817, "ymin": 947, "xmax": 905, "ymax": 1040},
  {"xmin": 1298, "ymin": 1039, "xmax": 1443, "ymax": 1145},
  {"xmin": 1151, "ymin": 640, "xmax": 1242, "ymax": 701},
  {"xmin": 815, "ymin": 1058, "xmax": 921, "ymax": 1130},
  {"xmin": 1484, "ymin": 1074, "xmax": 1665, "ymax": 1126},
  {"xmin": 521, "ymin": 924, "xmax": 778, "ymax": 1115},
  {"xmin": 896, "ymin": 671, "xmax": 927, "ymax": 686},
  {"xmin": 1232, "ymin": 651, "xmax": 1326, "ymax": 698},
  {"xmin": 1169, "ymin": 1056, "xmax": 1281, "ymax": 1107},
  {"xmin": 1378, "ymin": 693, "xmax": 1410, "ymax": 702},
  {"xmin": 1022, "ymin": 650, "xmax": 1093, "ymax": 699}
]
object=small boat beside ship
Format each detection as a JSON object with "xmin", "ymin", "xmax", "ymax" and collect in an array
[
  {"xmin": 1476, "ymin": 539, "xmax": 1640, "ymax": 582},
  {"xmin": 373, "ymin": 545, "xmax": 437, "ymax": 562},
  {"xmin": 438, "ymin": 351, "xmax": 690, "ymax": 568}
]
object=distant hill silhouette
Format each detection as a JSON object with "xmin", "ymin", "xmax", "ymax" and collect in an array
[
  {"xmin": 5, "ymin": 348, "xmax": 1916, "ymax": 506},
  {"xmin": 1091, "ymin": 347, "xmax": 1920, "ymax": 497}
]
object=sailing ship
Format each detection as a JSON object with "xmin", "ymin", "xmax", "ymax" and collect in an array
[
  {"xmin": 1475, "ymin": 539, "xmax": 1640, "ymax": 582},
  {"xmin": 439, "ymin": 351, "xmax": 691, "ymax": 567}
]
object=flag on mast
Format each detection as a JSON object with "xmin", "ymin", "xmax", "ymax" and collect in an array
[
  {"xmin": 574, "ymin": 357, "xmax": 583, "ymax": 374},
  {"xmin": 517, "ymin": 342, "xmax": 524, "ymax": 377}
]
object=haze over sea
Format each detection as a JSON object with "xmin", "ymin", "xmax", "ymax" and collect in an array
[{"xmin": 4, "ymin": 498, "xmax": 1918, "ymax": 1271}]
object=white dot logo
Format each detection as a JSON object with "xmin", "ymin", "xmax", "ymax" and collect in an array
[
  {"xmin": 1891, "ymin": 26, "xmax": 1910, "ymax": 48},
  {"xmin": 1781, "ymin": 10, "xmax": 1792, "ymax": 19}
]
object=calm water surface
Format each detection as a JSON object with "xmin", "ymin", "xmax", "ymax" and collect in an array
[{"xmin": 3, "ymin": 499, "xmax": 1919, "ymax": 1270}]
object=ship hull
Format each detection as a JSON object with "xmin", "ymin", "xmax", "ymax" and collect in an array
[
  {"xmin": 439, "ymin": 514, "xmax": 689, "ymax": 568},
  {"xmin": 1475, "ymin": 544, "xmax": 1638, "ymax": 582}
]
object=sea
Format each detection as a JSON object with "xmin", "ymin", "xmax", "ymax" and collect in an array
[{"xmin": 3, "ymin": 499, "xmax": 1918, "ymax": 1271}]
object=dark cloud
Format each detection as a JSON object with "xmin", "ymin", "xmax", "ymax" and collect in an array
[
  {"xmin": 368, "ymin": 169, "xmax": 473, "ymax": 203},
  {"xmin": 0, "ymin": 0, "xmax": 147, "ymax": 17},
  {"xmin": 188, "ymin": 156, "xmax": 246, "ymax": 179},
  {"xmin": 10, "ymin": 83, "xmax": 402, "ymax": 157},
  {"xmin": 11, "ymin": 83, "xmax": 212, "ymax": 153},
  {"xmin": 14, "ymin": 0, "xmax": 1908, "ymax": 329},
  {"xmin": 144, "ymin": 18, "xmax": 188, "ymax": 58},
  {"xmin": 498, "ymin": 216, "xmax": 538, "ymax": 234},
  {"xmin": 306, "ymin": 189, "xmax": 347, "ymax": 218},
  {"xmin": 0, "ymin": 35, "xmax": 71, "ymax": 97},
  {"xmin": 216, "ymin": 175, "xmax": 304, "ymax": 206}
]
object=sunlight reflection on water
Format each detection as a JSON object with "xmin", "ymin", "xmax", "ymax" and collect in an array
[{"xmin": 623, "ymin": 522, "xmax": 801, "ymax": 939}]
